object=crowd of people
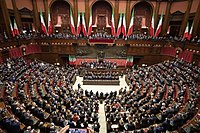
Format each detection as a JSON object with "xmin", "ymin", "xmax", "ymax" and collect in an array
[
  {"xmin": 88, "ymin": 32, "xmax": 114, "ymax": 39},
  {"xmin": 1, "ymin": 31, "xmax": 200, "ymax": 45},
  {"xmin": 0, "ymin": 108, "xmax": 22, "ymax": 133},
  {"xmin": 0, "ymin": 58, "xmax": 100, "ymax": 133},
  {"xmin": 81, "ymin": 61, "xmax": 117, "ymax": 69},
  {"xmin": 0, "ymin": 58, "xmax": 27, "ymax": 82},
  {"xmin": 0, "ymin": 57, "xmax": 199, "ymax": 133},
  {"xmin": 85, "ymin": 90, "xmax": 117, "ymax": 100},
  {"xmin": 104, "ymin": 59, "xmax": 200, "ymax": 133}
]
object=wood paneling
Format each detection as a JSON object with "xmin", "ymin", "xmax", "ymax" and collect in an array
[
  {"xmin": 51, "ymin": 45, "xmax": 75, "ymax": 54},
  {"xmin": 25, "ymin": 53, "xmax": 62, "ymax": 65},
  {"xmin": 137, "ymin": 55, "xmax": 174, "ymax": 66},
  {"xmin": 40, "ymin": 45, "xmax": 75, "ymax": 55},
  {"xmin": 127, "ymin": 47, "xmax": 161, "ymax": 56}
]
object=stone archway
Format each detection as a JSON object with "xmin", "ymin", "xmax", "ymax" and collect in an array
[
  {"xmin": 132, "ymin": 1, "xmax": 153, "ymax": 34},
  {"xmin": 50, "ymin": 0, "xmax": 71, "ymax": 33},
  {"xmin": 91, "ymin": 1, "xmax": 112, "ymax": 35}
]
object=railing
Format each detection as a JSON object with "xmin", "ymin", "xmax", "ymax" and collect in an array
[
  {"xmin": 0, "ymin": 38, "xmax": 200, "ymax": 50},
  {"xmin": 0, "ymin": 38, "xmax": 199, "ymax": 65}
]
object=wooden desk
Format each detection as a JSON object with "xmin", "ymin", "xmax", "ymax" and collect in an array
[{"xmin": 83, "ymin": 80, "xmax": 119, "ymax": 85}]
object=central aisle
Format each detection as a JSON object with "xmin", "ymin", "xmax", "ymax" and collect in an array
[{"xmin": 99, "ymin": 101, "xmax": 107, "ymax": 133}]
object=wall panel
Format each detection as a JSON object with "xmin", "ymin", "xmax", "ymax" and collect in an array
[
  {"xmin": 78, "ymin": 0, "xmax": 85, "ymax": 12},
  {"xmin": 89, "ymin": 0, "xmax": 115, "ymax": 8},
  {"xmin": 170, "ymin": 1, "xmax": 187, "ymax": 14},
  {"xmin": 6, "ymin": 0, "xmax": 13, "ymax": 9},
  {"xmin": 36, "ymin": 0, "xmax": 45, "ymax": 12},
  {"xmin": 118, "ymin": 0, "xmax": 126, "ymax": 13},
  {"xmin": 159, "ymin": 2, "xmax": 167, "ymax": 14},
  {"xmin": 138, "ymin": 55, "xmax": 174, "ymax": 66},
  {"xmin": 16, "ymin": 0, "xmax": 33, "ymax": 10},
  {"xmin": 190, "ymin": 0, "xmax": 199, "ymax": 13}
]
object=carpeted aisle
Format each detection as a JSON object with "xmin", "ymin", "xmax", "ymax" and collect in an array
[{"xmin": 99, "ymin": 101, "xmax": 107, "ymax": 133}]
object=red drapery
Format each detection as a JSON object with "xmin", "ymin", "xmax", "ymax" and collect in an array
[
  {"xmin": 8, "ymin": 45, "xmax": 41, "ymax": 59},
  {"xmin": 178, "ymin": 50, "xmax": 193, "ymax": 63},
  {"xmin": 9, "ymin": 47, "xmax": 23, "ymax": 59}
]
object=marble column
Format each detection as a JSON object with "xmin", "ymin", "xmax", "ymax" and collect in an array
[
  {"xmin": 162, "ymin": 1, "xmax": 172, "ymax": 36},
  {"xmin": 85, "ymin": 0, "xmax": 89, "ymax": 29},
  {"xmin": 43, "ymin": 0, "xmax": 48, "ymax": 27},
  {"xmin": 11, "ymin": 0, "xmax": 22, "ymax": 32},
  {"xmin": 73, "ymin": 0, "xmax": 78, "ymax": 28},
  {"xmin": 126, "ymin": 0, "xmax": 131, "ymax": 31},
  {"xmin": 154, "ymin": 1, "xmax": 160, "ymax": 29},
  {"xmin": 179, "ymin": 0, "xmax": 193, "ymax": 36},
  {"xmin": 0, "ymin": 0, "xmax": 11, "ymax": 37},
  {"xmin": 32, "ymin": 0, "xmax": 40, "ymax": 32},
  {"xmin": 192, "ymin": 0, "xmax": 200, "ymax": 37},
  {"xmin": 114, "ymin": 0, "xmax": 119, "ymax": 29}
]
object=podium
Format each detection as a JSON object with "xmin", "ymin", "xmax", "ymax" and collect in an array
[{"xmin": 97, "ymin": 51, "xmax": 105, "ymax": 62}]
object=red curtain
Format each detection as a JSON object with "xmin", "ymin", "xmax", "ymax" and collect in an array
[
  {"xmin": 8, "ymin": 45, "xmax": 41, "ymax": 59},
  {"xmin": 9, "ymin": 48, "xmax": 23, "ymax": 59},
  {"xmin": 178, "ymin": 50, "xmax": 193, "ymax": 63}
]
